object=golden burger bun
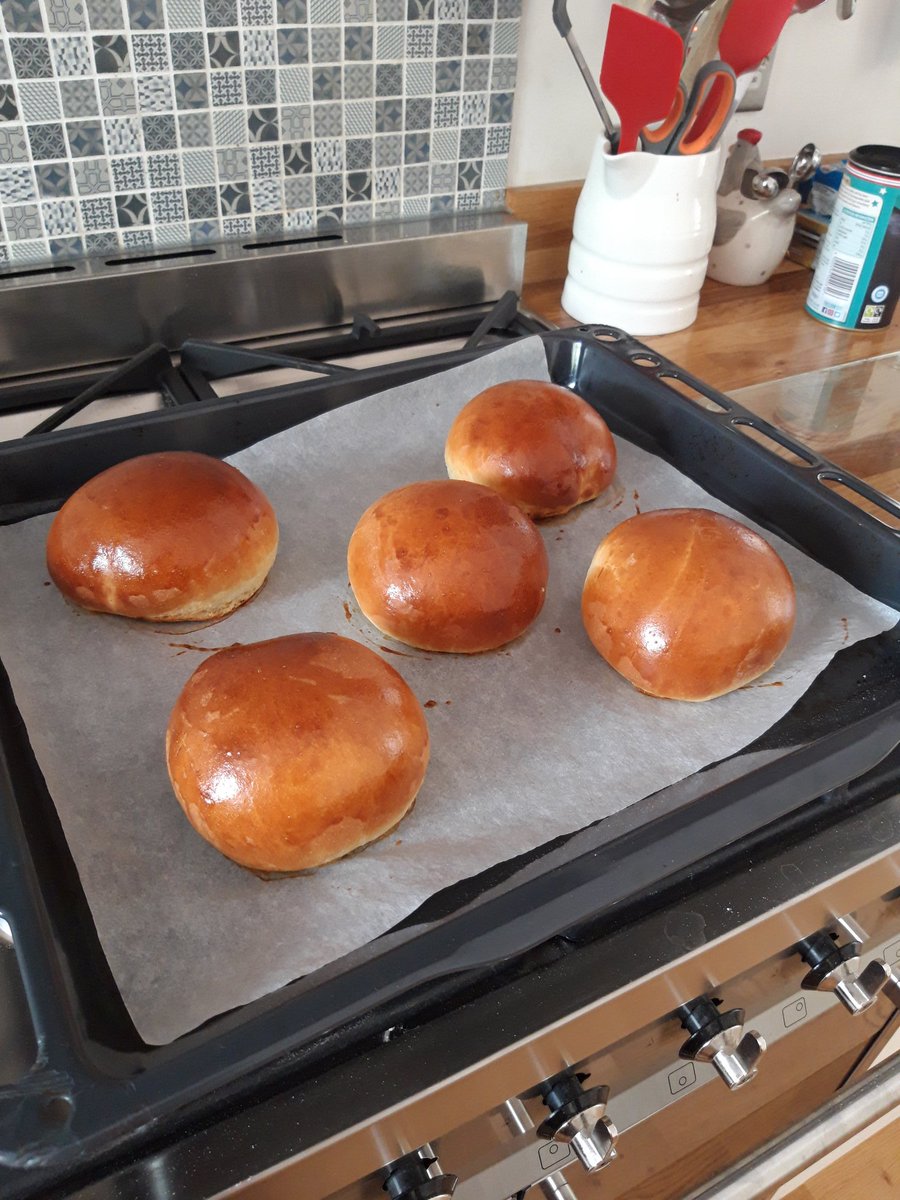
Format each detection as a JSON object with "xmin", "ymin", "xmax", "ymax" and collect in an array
[
  {"xmin": 347, "ymin": 479, "xmax": 549, "ymax": 653},
  {"xmin": 166, "ymin": 633, "xmax": 429, "ymax": 873},
  {"xmin": 46, "ymin": 451, "xmax": 278, "ymax": 621},
  {"xmin": 445, "ymin": 379, "xmax": 616, "ymax": 518},
  {"xmin": 581, "ymin": 508, "xmax": 796, "ymax": 701}
]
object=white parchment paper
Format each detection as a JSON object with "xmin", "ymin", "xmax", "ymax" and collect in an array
[{"xmin": 0, "ymin": 338, "xmax": 895, "ymax": 1044}]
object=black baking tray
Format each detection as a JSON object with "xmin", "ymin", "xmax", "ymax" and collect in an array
[{"xmin": 0, "ymin": 325, "xmax": 898, "ymax": 1200}]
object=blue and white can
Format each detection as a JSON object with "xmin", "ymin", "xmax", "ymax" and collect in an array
[{"xmin": 806, "ymin": 145, "xmax": 900, "ymax": 331}]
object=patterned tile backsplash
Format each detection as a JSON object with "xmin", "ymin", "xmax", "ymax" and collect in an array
[{"xmin": 0, "ymin": 0, "xmax": 518, "ymax": 264}]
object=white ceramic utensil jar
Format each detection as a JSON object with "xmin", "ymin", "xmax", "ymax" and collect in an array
[{"xmin": 562, "ymin": 138, "xmax": 721, "ymax": 336}]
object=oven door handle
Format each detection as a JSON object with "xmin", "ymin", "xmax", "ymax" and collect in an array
[{"xmin": 683, "ymin": 1050, "xmax": 900, "ymax": 1200}]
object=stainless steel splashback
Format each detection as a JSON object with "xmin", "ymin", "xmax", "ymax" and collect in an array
[{"xmin": 0, "ymin": 213, "xmax": 526, "ymax": 378}]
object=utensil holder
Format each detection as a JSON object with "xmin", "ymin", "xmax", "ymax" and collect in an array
[{"xmin": 562, "ymin": 138, "xmax": 721, "ymax": 336}]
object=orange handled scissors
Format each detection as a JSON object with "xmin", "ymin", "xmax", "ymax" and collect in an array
[{"xmin": 641, "ymin": 60, "xmax": 737, "ymax": 156}]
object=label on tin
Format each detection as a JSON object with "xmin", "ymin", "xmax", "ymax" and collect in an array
[{"xmin": 807, "ymin": 176, "xmax": 882, "ymax": 324}]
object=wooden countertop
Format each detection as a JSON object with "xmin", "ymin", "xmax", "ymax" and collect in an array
[{"xmin": 507, "ymin": 182, "xmax": 900, "ymax": 513}]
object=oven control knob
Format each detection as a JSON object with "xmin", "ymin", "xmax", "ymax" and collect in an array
[
  {"xmin": 677, "ymin": 996, "xmax": 766, "ymax": 1090},
  {"xmin": 382, "ymin": 1147, "xmax": 457, "ymax": 1200},
  {"xmin": 797, "ymin": 931, "xmax": 891, "ymax": 1015},
  {"xmin": 537, "ymin": 1072, "xmax": 618, "ymax": 1174}
]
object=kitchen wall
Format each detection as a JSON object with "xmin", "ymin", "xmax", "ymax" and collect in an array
[
  {"xmin": 0, "ymin": 0, "xmax": 520, "ymax": 264},
  {"xmin": 508, "ymin": 0, "xmax": 900, "ymax": 187}
]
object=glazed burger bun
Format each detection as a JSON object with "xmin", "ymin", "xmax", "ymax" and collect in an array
[
  {"xmin": 445, "ymin": 380, "xmax": 616, "ymax": 518},
  {"xmin": 581, "ymin": 509, "xmax": 796, "ymax": 701},
  {"xmin": 46, "ymin": 451, "xmax": 278, "ymax": 621},
  {"xmin": 348, "ymin": 479, "xmax": 549, "ymax": 653},
  {"xmin": 166, "ymin": 633, "xmax": 429, "ymax": 873}
]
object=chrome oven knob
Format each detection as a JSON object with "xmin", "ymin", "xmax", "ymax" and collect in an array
[
  {"xmin": 537, "ymin": 1072, "xmax": 618, "ymax": 1174},
  {"xmin": 797, "ymin": 930, "xmax": 890, "ymax": 1015},
  {"xmin": 382, "ymin": 1147, "xmax": 457, "ymax": 1200},
  {"xmin": 678, "ymin": 996, "xmax": 766, "ymax": 1090}
]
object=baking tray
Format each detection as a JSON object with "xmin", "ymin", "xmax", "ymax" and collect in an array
[{"xmin": 0, "ymin": 325, "xmax": 898, "ymax": 1199}]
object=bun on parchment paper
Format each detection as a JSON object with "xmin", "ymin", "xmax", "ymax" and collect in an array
[
  {"xmin": 581, "ymin": 508, "xmax": 796, "ymax": 701},
  {"xmin": 46, "ymin": 451, "xmax": 278, "ymax": 622},
  {"xmin": 165, "ymin": 633, "xmax": 430, "ymax": 874},
  {"xmin": 445, "ymin": 380, "xmax": 617, "ymax": 518},
  {"xmin": 347, "ymin": 478, "xmax": 549, "ymax": 653}
]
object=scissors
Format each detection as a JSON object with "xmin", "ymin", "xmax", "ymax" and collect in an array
[{"xmin": 641, "ymin": 60, "xmax": 737, "ymax": 155}]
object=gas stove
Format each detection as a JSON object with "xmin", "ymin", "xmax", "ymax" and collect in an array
[{"xmin": 0, "ymin": 216, "xmax": 899, "ymax": 1200}]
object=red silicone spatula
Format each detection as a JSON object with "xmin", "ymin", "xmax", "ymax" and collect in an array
[
  {"xmin": 685, "ymin": 0, "xmax": 795, "ymax": 149},
  {"xmin": 600, "ymin": 4, "xmax": 684, "ymax": 155}
]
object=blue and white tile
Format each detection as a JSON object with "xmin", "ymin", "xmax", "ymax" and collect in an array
[
  {"xmin": 222, "ymin": 213, "xmax": 251, "ymax": 236},
  {"xmin": 343, "ymin": 0, "xmax": 371, "ymax": 19},
  {"xmin": 28, "ymin": 121, "xmax": 67, "ymax": 159},
  {"xmin": 146, "ymin": 150, "xmax": 182, "ymax": 187},
  {"xmin": 125, "ymin": 0, "xmax": 162, "ymax": 29},
  {"xmin": 343, "ymin": 25, "xmax": 373, "ymax": 61},
  {"xmin": 242, "ymin": 27, "xmax": 276, "ymax": 68},
  {"xmin": 246, "ymin": 105, "xmax": 277, "ymax": 140},
  {"xmin": 179, "ymin": 111, "xmax": 212, "ymax": 149},
  {"xmin": 166, "ymin": 0, "xmax": 203, "ymax": 26},
  {"xmin": 240, "ymin": 0, "xmax": 272, "ymax": 22},
  {"xmin": 169, "ymin": 31, "xmax": 204, "ymax": 71},
  {"xmin": 251, "ymin": 174, "xmax": 281, "ymax": 210},
  {"xmin": 50, "ymin": 34, "xmax": 93, "ymax": 76},
  {"xmin": 432, "ymin": 94, "xmax": 459, "ymax": 129},
  {"xmin": 436, "ymin": 0, "xmax": 463, "ymax": 16},
  {"xmin": 73, "ymin": 155, "xmax": 109, "ymax": 191},
  {"xmin": 281, "ymin": 104, "xmax": 310, "ymax": 139},
  {"xmin": 208, "ymin": 31, "xmax": 241, "ymax": 69},
  {"xmin": 110, "ymin": 152, "xmax": 144, "ymax": 188},
  {"xmin": 344, "ymin": 98, "xmax": 374, "ymax": 135},
  {"xmin": 2, "ymin": 0, "xmax": 45, "ymax": 33},
  {"xmin": 373, "ymin": 198, "xmax": 399, "ymax": 220},
  {"xmin": 59, "ymin": 78, "xmax": 99, "ymax": 117},
  {"xmin": 283, "ymin": 172, "xmax": 312, "ymax": 205},
  {"xmin": 483, "ymin": 155, "xmax": 505, "ymax": 189},
  {"xmin": 374, "ymin": 22, "xmax": 403, "ymax": 59},
  {"xmin": 373, "ymin": 132, "xmax": 400, "ymax": 165},
  {"xmin": 405, "ymin": 23, "xmax": 433, "ymax": 57},
  {"xmin": 0, "ymin": 82, "xmax": 20, "ymax": 124},
  {"xmin": 121, "ymin": 226, "xmax": 153, "ymax": 244},
  {"xmin": 185, "ymin": 185, "xmax": 217, "ymax": 218},
  {"xmin": 84, "ymin": 229, "xmax": 120, "ymax": 251},
  {"xmin": 245, "ymin": 69, "xmax": 276, "ymax": 105},
  {"xmin": 17, "ymin": 82, "xmax": 63, "ymax": 123},
  {"xmin": 153, "ymin": 220, "xmax": 190, "ymax": 243},
  {"xmin": 375, "ymin": 0, "xmax": 402, "ymax": 17},
  {"xmin": 277, "ymin": 65, "xmax": 310, "ymax": 104},
  {"xmin": 85, "ymin": 0, "xmax": 125, "ymax": 29},
  {"xmin": 309, "ymin": 0, "xmax": 340, "ymax": 21},
  {"xmin": 485, "ymin": 122, "xmax": 509, "ymax": 155},
  {"xmin": 79, "ymin": 194, "xmax": 115, "ymax": 229},
  {"xmin": 92, "ymin": 34, "xmax": 130, "ymax": 73},
  {"xmin": 343, "ymin": 199, "xmax": 372, "ymax": 224},
  {"xmin": 136, "ymin": 74, "xmax": 173, "ymax": 112},
  {"xmin": 115, "ymin": 189, "xmax": 149, "ymax": 224},
  {"xmin": 493, "ymin": 18, "xmax": 518, "ymax": 55},
  {"xmin": 216, "ymin": 145, "xmax": 246, "ymax": 178},
  {"xmin": 313, "ymin": 135, "xmax": 342, "ymax": 172},
  {"xmin": 131, "ymin": 32, "xmax": 169, "ymax": 71},
  {"xmin": 0, "ymin": 165, "xmax": 36, "ymax": 203},
  {"xmin": 491, "ymin": 56, "xmax": 516, "ymax": 90},
  {"xmin": 343, "ymin": 63, "xmax": 373, "ymax": 100},
  {"xmin": 142, "ymin": 113, "xmax": 177, "ymax": 149},
  {"xmin": 314, "ymin": 172, "xmax": 340, "ymax": 205},
  {"xmin": 9, "ymin": 236, "xmax": 51, "ymax": 259},
  {"xmin": 213, "ymin": 106, "xmax": 244, "ymax": 144},
  {"xmin": 404, "ymin": 60, "xmax": 432, "ymax": 96},
  {"xmin": 173, "ymin": 71, "xmax": 208, "ymax": 109},
  {"xmin": 98, "ymin": 76, "xmax": 137, "ymax": 114},
  {"xmin": 41, "ymin": 197, "xmax": 79, "ymax": 235},
  {"xmin": 460, "ymin": 91, "xmax": 487, "ymax": 125},
  {"xmin": 250, "ymin": 142, "xmax": 280, "ymax": 176},
  {"xmin": 219, "ymin": 179, "xmax": 250, "ymax": 213},
  {"xmin": 431, "ymin": 126, "xmax": 458, "ymax": 159},
  {"xmin": 401, "ymin": 194, "xmax": 427, "ymax": 216},
  {"xmin": 276, "ymin": 27, "xmax": 308, "ymax": 65},
  {"xmin": 429, "ymin": 160, "xmax": 454, "ymax": 191},
  {"xmin": 183, "ymin": 146, "xmax": 216, "ymax": 183},
  {"xmin": 373, "ymin": 164, "xmax": 398, "ymax": 200},
  {"xmin": 210, "ymin": 71, "xmax": 244, "ymax": 107},
  {"xmin": 104, "ymin": 114, "xmax": 141, "ymax": 153},
  {"xmin": 402, "ymin": 162, "xmax": 428, "ymax": 195},
  {"xmin": 283, "ymin": 204, "xmax": 314, "ymax": 230},
  {"xmin": 49, "ymin": 235, "xmax": 86, "ymax": 256},
  {"xmin": 463, "ymin": 58, "xmax": 490, "ymax": 92},
  {"xmin": 203, "ymin": 0, "xmax": 237, "ymax": 24},
  {"xmin": 310, "ymin": 26, "xmax": 341, "ymax": 62},
  {"xmin": 45, "ymin": 0, "xmax": 88, "ymax": 32},
  {"xmin": 9, "ymin": 37, "xmax": 54, "ymax": 78},
  {"xmin": 66, "ymin": 117, "xmax": 105, "ymax": 154}
]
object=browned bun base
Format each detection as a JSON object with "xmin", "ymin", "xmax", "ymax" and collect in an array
[
  {"xmin": 348, "ymin": 479, "xmax": 549, "ymax": 653},
  {"xmin": 46, "ymin": 451, "xmax": 278, "ymax": 621},
  {"xmin": 581, "ymin": 509, "xmax": 796, "ymax": 701},
  {"xmin": 445, "ymin": 380, "xmax": 617, "ymax": 518},
  {"xmin": 165, "ymin": 633, "xmax": 429, "ymax": 873}
]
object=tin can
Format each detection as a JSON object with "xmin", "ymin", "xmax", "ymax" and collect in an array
[{"xmin": 805, "ymin": 144, "xmax": 900, "ymax": 331}]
